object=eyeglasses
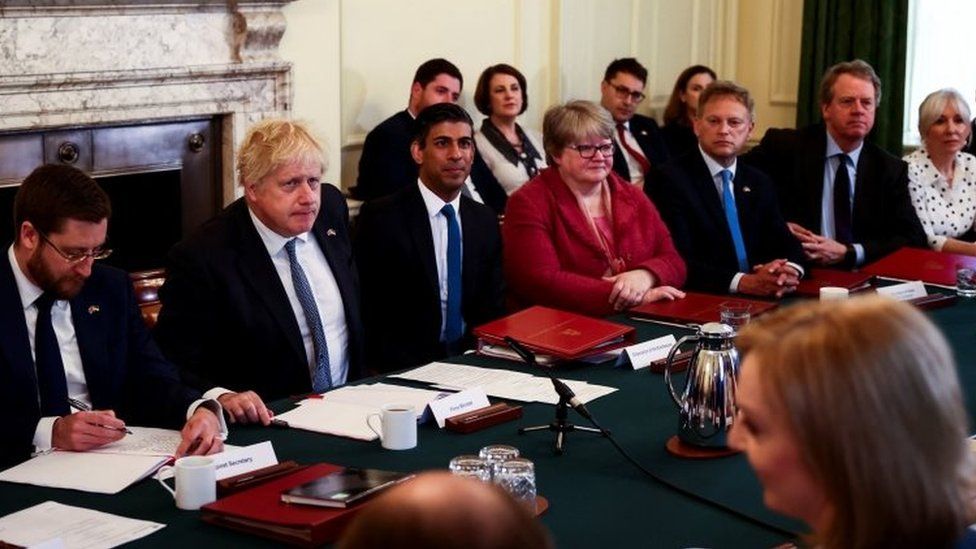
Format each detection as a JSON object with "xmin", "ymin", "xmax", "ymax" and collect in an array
[
  {"xmin": 567, "ymin": 143, "xmax": 615, "ymax": 159},
  {"xmin": 38, "ymin": 231, "xmax": 112, "ymax": 263},
  {"xmin": 608, "ymin": 82, "xmax": 646, "ymax": 103}
]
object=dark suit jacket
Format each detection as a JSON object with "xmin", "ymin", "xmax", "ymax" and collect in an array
[
  {"xmin": 967, "ymin": 119, "xmax": 976, "ymax": 157},
  {"xmin": 0, "ymin": 258, "xmax": 200, "ymax": 466},
  {"xmin": 352, "ymin": 109, "xmax": 508, "ymax": 214},
  {"xmin": 354, "ymin": 184, "xmax": 505, "ymax": 374},
  {"xmin": 647, "ymin": 152, "xmax": 805, "ymax": 294},
  {"xmin": 154, "ymin": 187, "xmax": 364, "ymax": 401},
  {"xmin": 612, "ymin": 114, "xmax": 670, "ymax": 182},
  {"xmin": 743, "ymin": 124, "xmax": 926, "ymax": 266},
  {"xmin": 661, "ymin": 122, "xmax": 698, "ymax": 159}
]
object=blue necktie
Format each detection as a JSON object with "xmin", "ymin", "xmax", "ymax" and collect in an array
[
  {"xmin": 285, "ymin": 238, "xmax": 332, "ymax": 392},
  {"xmin": 721, "ymin": 169, "xmax": 749, "ymax": 272},
  {"xmin": 34, "ymin": 294, "xmax": 69, "ymax": 416},
  {"xmin": 441, "ymin": 204, "xmax": 463, "ymax": 343}
]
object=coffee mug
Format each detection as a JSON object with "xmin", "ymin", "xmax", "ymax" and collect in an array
[
  {"xmin": 820, "ymin": 286, "xmax": 849, "ymax": 301},
  {"xmin": 366, "ymin": 403, "xmax": 417, "ymax": 450},
  {"xmin": 156, "ymin": 456, "xmax": 217, "ymax": 510}
]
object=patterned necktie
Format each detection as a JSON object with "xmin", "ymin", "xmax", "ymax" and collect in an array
[
  {"xmin": 441, "ymin": 204, "xmax": 463, "ymax": 343},
  {"xmin": 833, "ymin": 153, "xmax": 853, "ymax": 244},
  {"xmin": 616, "ymin": 123, "xmax": 651, "ymax": 176},
  {"xmin": 285, "ymin": 238, "xmax": 332, "ymax": 392},
  {"xmin": 721, "ymin": 169, "xmax": 750, "ymax": 272},
  {"xmin": 34, "ymin": 293, "xmax": 70, "ymax": 416}
]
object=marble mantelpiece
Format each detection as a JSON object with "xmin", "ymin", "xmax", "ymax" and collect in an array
[{"xmin": 0, "ymin": 0, "xmax": 295, "ymax": 201}]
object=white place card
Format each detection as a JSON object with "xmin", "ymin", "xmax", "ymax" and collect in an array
[
  {"xmin": 617, "ymin": 334, "xmax": 677, "ymax": 370},
  {"xmin": 428, "ymin": 387, "xmax": 490, "ymax": 428},
  {"xmin": 876, "ymin": 280, "xmax": 927, "ymax": 301}
]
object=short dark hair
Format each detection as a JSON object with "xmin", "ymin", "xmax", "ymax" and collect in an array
[
  {"xmin": 413, "ymin": 58, "xmax": 464, "ymax": 92},
  {"xmin": 819, "ymin": 59, "xmax": 882, "ymax": 106},
  {"xmin": 473, "ymin": 64, "xmax": 529, "ymax": 116},
  {"xmin": 603, "ymin": 58, "xmax": 648, "ymax": 86},
  {"xmin": 13, "ymin": 164, "xmax": 111, "ymax": 237},
  {"xmin": 413, "ymin": 103, "xmax": 474, "ymax": 149},
  {"xmin": 663, "ymin": 64, "xmax": 717, "ymax": 126}
]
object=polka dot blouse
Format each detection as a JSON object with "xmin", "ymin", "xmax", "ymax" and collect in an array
[{"xmin": 904, "ymin": 148, "xmax": 976, "ymax": 250}]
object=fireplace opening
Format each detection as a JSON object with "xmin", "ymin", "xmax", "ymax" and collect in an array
[{"xmin": 0, "ymin": 118, "xmax": 221, "ymax": 274}]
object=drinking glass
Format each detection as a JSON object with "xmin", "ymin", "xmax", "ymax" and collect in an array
[
  {"xmin": 494, "ymin": 458, "xmax": 537, "ymax": 513},
  {"xmin": 956, "ymin": 267, "xmax": 976, "ymax": 297},
  {"xmin": 479, "ymin": 445, "xmax": 520, "ymax": 479},
  {"xmin": 719, "ymin": 301, "xmax": 752, "ymax": 332},
  {"xmin": 448, "ymin": 455, "xmax": 492, "ymax": 482}
]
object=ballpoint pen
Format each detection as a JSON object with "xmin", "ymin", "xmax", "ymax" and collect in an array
[{"xmin": 67, "ymin": 397, "xmax": 134, "ymax": 434}]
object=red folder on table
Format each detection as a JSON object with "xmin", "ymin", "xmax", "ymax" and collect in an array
[
  {"xmin": 201, "ymin": 463, "xmax": 366, "ymax": 547},
  {"xmin": 629, "ymin": 292, "xmax": 777, "ymax": 325},
  {"xmin": 795, "ymin": 268, "xmax": 874, "ymax": 297},
  {"xmin": 473, "ymin": 306, "xmax": 635, "ymax": 361},
  {"xmin": 862, "ymin": 247, "xmax": 976, "ymax": 287}
]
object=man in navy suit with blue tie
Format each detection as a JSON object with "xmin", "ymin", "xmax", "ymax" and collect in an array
[
  {"xmin": 355, "ymin": 103, "xmax": 505, "ymax": 373},
  {"xmin": 0, "ymin": 165, "xmax": 225, "ymax": 466},
  {"xmin": 647, "ymin": 81, "xmax": 804, "ymax": 297}
]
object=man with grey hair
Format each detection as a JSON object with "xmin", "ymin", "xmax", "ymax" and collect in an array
[
  {"xmin": 745, "ymin": 59, "xmax": 925, "ymax": 268},
  {"xmin": 648, "ymin": 81, "xmax": 804, "ymax": 297}
]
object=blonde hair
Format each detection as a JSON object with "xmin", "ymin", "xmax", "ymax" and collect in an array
[
  {"xmin": 542, "ymin": 100, "xmax": 614, "ymax": 162},
  {"xmin": 918, "ymin": 88, "xmax": 972, "ymax": 140},
  {"xmin": 236, "ymin": 119, "xmax": 327, "ymax": 186},
  {"xmin": 737, "ymin": 297, "xmax": 975, "ymax": 549}
]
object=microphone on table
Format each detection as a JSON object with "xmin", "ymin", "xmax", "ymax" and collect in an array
[{"xmin": 503, "ymin": 336, "xmax": 595, "ymax": 422}]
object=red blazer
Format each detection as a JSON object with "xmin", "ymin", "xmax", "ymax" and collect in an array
[{"xmin": 503, "ymin": 167, "xmax": 686, "ymax": 316}]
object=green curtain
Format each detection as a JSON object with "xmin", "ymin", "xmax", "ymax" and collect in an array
[{"xmin": 795, "ymin": 0, "xmax": 909, "ymax": 155}]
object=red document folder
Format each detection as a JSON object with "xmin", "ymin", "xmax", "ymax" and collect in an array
[
  {"xmin": 862, "ymin": 247, "xmax": 976, "ymax": 287},
  {"xmin": 201, "ymin": 463, "xmax": 365, "ymax": 547},
  {"xmin": 472, "ymin": 306, "xmax": 636, "ymax": 360},
  {"xmin": 795, "ymin": 268, "xmax": 874, "ymax": 297},
  {"xmin": 629, "ymin": 292, "xmax": 777, "ymax": 325}
]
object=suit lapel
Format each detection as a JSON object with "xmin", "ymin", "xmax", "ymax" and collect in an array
[
  {"xmin": 70, "ymin": 285, "xmax": 111, "ymax": 407},
  {"xmin": 851, "ymin": 146, "xmax": 874, "ymax": 235},
  {"xmin": 458, "ymin": 197, "xmax": 480, "ymax": 309},
  {"xmin": 802, "ymin": 127, "xmax": 828, "ymax": 230},
  {"xmin": 232, "ymin": 203, "xmax": 306, "ymax": 366},
  {"xmin": 0, "ymin": 256, "xmax": 40, "ymax": 417},
  {"xmin": 405, "ymin": 187, "xmax": 441, "ymax": 300}
]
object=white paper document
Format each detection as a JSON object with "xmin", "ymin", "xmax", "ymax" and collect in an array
[
  {"xmin": 393, "ymin": 362, "xmax": 617, "ymax": 405},
  {"xmin": 312, "ymin": 383, "xmax": 446, "ymax": 418},
  {"xmin": 88, "ymin": 427, "xmax": 183, "ymax": 457},
  {"xmin": 0, "ymin": 451, "xmax": 169, "ymax": 494},
  {"xmin": 275, "ymin": 400, "xmax": 379, "ymax": 441},
  {"xmin": 0, "ymin": 501, "xmax": 164, "ymax": 549}
]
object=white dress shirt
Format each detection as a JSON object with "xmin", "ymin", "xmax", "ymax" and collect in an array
[
  {"xmin": 416, "ymin": 179, "xmax": 465, "ymax": 342},
  {"xmin": 822, "ymin": 133, "xmax": 865, "ymax": 264},
  {"xmin": 7, "ymin": 246, "xmax": 225, "ymax": 452},
  {"xmin": 248, "ymin": 208, "xmax": 349, "ymax": 386}
]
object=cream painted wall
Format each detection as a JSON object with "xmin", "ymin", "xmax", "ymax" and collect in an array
[
  {"xmin": 276, "ymin": 0, "xmax": 801, "ymax": 192},
  {"xmin": 280, "ymin": 0, "xmax": 343, "ymax": 186},
  {"xmin": 735, "ymin": 0, "xmax": 802, "ymax": 141}
]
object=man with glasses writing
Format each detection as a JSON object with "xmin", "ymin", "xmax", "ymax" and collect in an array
[
  {"xmin": 599, "ymin": 58, "xmax": 669, "ymax": 188},
  {"xmin": 0, "ymin": 164, "xmax": 225, "ymax": 466}
]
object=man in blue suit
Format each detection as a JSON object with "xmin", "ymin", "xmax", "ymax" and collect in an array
[
  {"xmin": 0, "ymin": 165, "xmax": 224, "ymax": 466},
  {"xmin": 647, "ymin": 81, "xmax": 804, "ymax": 297}
]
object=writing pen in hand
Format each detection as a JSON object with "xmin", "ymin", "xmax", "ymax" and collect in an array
[{"xmin": 67, "ymin": 397, "xmax": 133, "ymax": 434}]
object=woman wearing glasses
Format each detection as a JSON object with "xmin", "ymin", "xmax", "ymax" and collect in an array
[
  {"xmin": 503, "ymin": 101, "xmax": 686, "ymax": 316},
  {"xmin": 731, "ymin": 296, "xmax": 976, "ymax": 549},
  {"xmin": 473, "ymin": 64, "xmax": 547, "ymax": 195},
  {"xmin": 662, "ymin": 65, "xmax": 716, "ymax": 157}
]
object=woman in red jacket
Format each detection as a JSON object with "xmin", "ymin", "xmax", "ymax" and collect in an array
[{"xmin": 503, "ymin": 100, "xmax": 686, "ymax": 316}]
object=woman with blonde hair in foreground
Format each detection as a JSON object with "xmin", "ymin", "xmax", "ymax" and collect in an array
[{"xmin": 730, "ymin": 296, "xmax": 976, "ymax": 549}]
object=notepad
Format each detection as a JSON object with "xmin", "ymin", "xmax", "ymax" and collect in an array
[
  {"xmin": 0, "ymin": 501, "xmax": 164, "ymax": 549},
  {"xmin": 0, "ymin": 452, "xmax": 170, "ymax": 494}
]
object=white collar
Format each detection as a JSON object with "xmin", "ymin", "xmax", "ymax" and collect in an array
[
  {"xmin": 698, "ymin": 145, "xmax": 738, "ymax": 179},
  {"xmin": 8, "ymin": 244, "xmax": 44, "ymax": 310},
  {"xmin": 247, "ymin": 206, "xmax": 310, "ymax": 256},
  {"xmin": 417, "ymin": 179, "xmax": 462, "ymax": 220}
]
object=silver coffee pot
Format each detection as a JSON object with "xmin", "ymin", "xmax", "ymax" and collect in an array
[{"xmin": 663, "ymin": 322, "xmax": 740, "ymax": 448}]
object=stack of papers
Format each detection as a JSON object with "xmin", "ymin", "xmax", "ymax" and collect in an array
[
  {"xmin": 274, "ymin": 383, "xmax": 446, "ymax": 441},
  {"xmin": 0, "ymin": 427, "xmax": 182, "ymax": 494},
  {"xmin": 0, "ymin": 501, "xmax": 164, "ymax": 549},
  {"xmin": 390, "ymin": 362, "xmax": 617, "ymax": 405}
]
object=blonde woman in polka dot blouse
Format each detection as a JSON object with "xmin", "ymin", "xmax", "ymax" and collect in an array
[{"xmin": 904, "ymin": 88, "xmax": 976, "ymax": 255}]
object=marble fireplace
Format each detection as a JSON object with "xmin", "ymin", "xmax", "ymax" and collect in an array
[{"xmin": 0, "ymin": 0, "xmax": 295, "ymax": 271}]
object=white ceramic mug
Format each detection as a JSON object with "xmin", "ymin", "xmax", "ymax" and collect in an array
[
  {"xmin": 820, "ymin": 286, "xmax": 850, "ymax": 301},
  {"xmin": 156, "ymin": 456, "xmax": 217, "ymax": 510},
  {"xmin": 366, "ymin": 403, "xmax": 417, "ymax": 450}
]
